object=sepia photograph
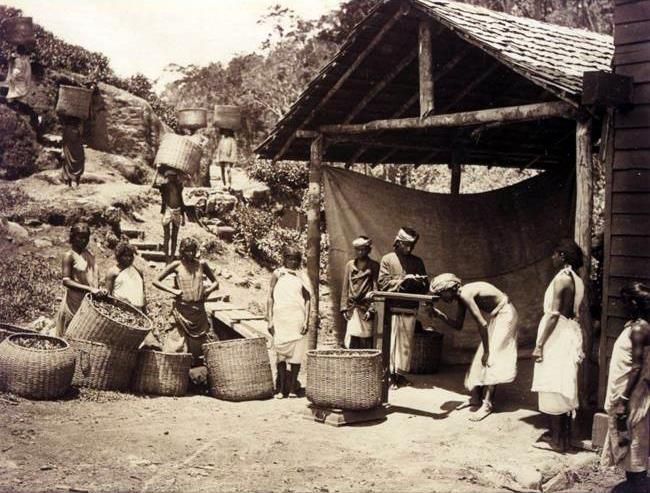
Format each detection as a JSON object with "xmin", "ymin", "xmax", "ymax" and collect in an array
[{"xmin": 0, "ymin": 0, "xmax": 648, "ymax": 492}]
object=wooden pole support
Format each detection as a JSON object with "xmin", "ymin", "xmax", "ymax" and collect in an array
[
  {"xmin": 450, "ymin": 152, "xmax": 461, "ymax": 194},
  {"xmin": 307, "ymin": 135, "xmax": 323, "ymax": 350},
  {"xmin": 419, "ymin": 20, "xmax": 434, "ymax": 117}
]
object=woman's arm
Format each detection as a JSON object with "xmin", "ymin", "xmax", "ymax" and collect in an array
[
  {"xmin": 302, "ymin": 284, "xmax": 312, "ymax": 335},
  {"xmin": 201, "ymin": 260, "xmax": 219, "ymax": 298},
  {"xmin": 532, "ymin": 275, "xmax": 573, "ymax": 362},
  {"xmin": 152, "ymin": 261, "xmax": 182, "ymax": 297},
  {"xmin": 104, "ymin": 267, "xmax": 118, "ymax": 296},
  {"xmin": 267, "ymin": 271, "xmax": 279, "ymax": 334},
  {"xmin": 62, "ymin": 252, "xmax": 102, "ymax": 295}
]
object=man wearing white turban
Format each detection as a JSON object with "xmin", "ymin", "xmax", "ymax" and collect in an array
[
  {"xmin": 341, "ymin": 236, "xmax": 379, "ymax": 349},
  {"xmin": 430, "ymin": 273, "xmax": 518, "ymax": 421},
  {"xmin": 378, "ymin": 227, "xmax": 428, "ymax": 388}
]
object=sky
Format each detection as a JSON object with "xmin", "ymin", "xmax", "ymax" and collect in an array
[{"xmin": 7, "ymin": 0, "xmax": 343, "ymax": 79}]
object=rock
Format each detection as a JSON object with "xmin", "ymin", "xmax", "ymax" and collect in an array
[
  {"xmin": 217, "ymin": 226, "xmax": 236, "ymax": 242},
  {"xmin": 505, "ymin": 465, "xmax": 542, "ymax": 492},
  {"xmin": 34, "ymin": 238, "xmax": 54, "ymax": 248},
  {"xmin": 543, "ymin": 471, "xmax": 574, "ymax": 493},
  {"xmin": 221, "ymin": 270, "xmax": 233, "ymax": 280},
  {"xmin": 6, "ymin": 221, "xmax": 29, "ymax": 240},
  {"xmin": 242, "ymin": 184, "xmax": 271, "ymax": 205},
  {"xmin": 24, "ymin": 218, "xmax": 42, "ymax": 227}
]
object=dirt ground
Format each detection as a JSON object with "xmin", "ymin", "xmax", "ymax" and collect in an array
[{"xmin": 0, "ymin": 357, "xmax": 629, "ymax": 493}]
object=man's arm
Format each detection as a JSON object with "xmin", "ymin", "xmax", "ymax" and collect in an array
[
  {"xmin": 340, "ymin": 262, "xmax": 351, "ymax": 313},
  {"xmin": 532, "ymin": 275, "xmax": 572, "ymax": 362},
  {"xmin": 152, "ymin": 261, "xmax": 182, "ymax": 297},
  {"xmin": 267, "ymin": 271, "xmax": 279, "ymax": 335},
  {"xmin": 618, "ymin": 323, "xmax": 648, "ymax": 410},
  {"xmin": 378, "ymin": 256, "xmax": 402, "ymax": 292},
  {"xmin": 105, "ymin": 266, "xmax": 118, "ymax": 296},
  {"xmin": 201, "ymin": 260, "xmax": 219, "ymax": 298}
]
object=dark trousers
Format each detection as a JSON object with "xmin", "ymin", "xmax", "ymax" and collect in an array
[{"xmin": 348, "ymin": 336, "xmax": 374, "ymax": 349}]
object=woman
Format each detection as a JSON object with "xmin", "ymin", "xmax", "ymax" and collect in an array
[
  {"xmin": 3, "ymin": 44, "xmax": 39, "ymax": 134},
  {"xmin": 153, "ymin": 238, "xmax": 219, "ymax": 364},
  {"xmin": 601, "ymin": 282, "xmax": 650, "ymax": 493},
  {"xmin": 531, "ymin": 239, "xmax": 585, "ymax": 452},
  {"xmin": 430, "ymin": 273, "xmax": 518, "ymax": 421},
  {"xmin": 55, "ymin": 222, "xmax": 105, "ymax": 336},
  {"xmin": 267, "ymin": 247, "xmax": 312, "ymax": 398},
  {"xmin": 60, "ymin": 115, "xmax": 85, "ymax": 187},
  {"xmin": 105, "ymin": 242, "xmax": 146, "ymax": 312},
  {"xmin": 215, "ymin": 128, "xmax": 237, "ymax": 191}
]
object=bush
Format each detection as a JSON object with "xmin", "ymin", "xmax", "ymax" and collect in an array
[
  {"xmin": 0, "ymin": 247, "xmax": 59, "ymax": 323},
  {"xmin": 0, "ymin": 106, "xmax": 39, "ymax": 180},
  {"xmin": 249, "ymin": 159, "xmax": 308, "ymax": 204}
]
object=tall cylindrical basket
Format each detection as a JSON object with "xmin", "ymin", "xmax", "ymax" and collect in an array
[
  {"xmin": 132, "ymin": 350, "xmax": 193, "ymax": 396},
  {"xmin": 203, "ymin": 338, "xmax": 274, "ymax": 401},
  {"xmin": 306, "ymin": 349, "xmax": 382, "ymax": 410},
  {"xmin": 70, "ymin": 338, "xmax": 137, "ymax": 391},
  {"xmin": 4, "ymin": 17, "xmax": 34, "ymax": 45},
  {"xmin": 409, "ymin": 330, "xmax": 443, "ymax": 374},
  {"xmin": 177, "ymin": 108, "xmax": 207, "ymax": 130},
  {"xmin": 213, "ymin": 105, "xmax": 241, "ymax": 130},
  {"xmin": 55, "ymin": 85, "xmax": 92, "ymax": 120},
  {"xmin": 154, "ymin": 133, "xmax": 202, "ymax": 176}
]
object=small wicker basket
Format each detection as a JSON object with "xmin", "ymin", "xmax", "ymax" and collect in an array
[
  {"xmin": 55, "ymin": 85, "xmax": 92, "ymax": 120},
  {"xmin": 154, "ymin": 133, "xmax": 202, "ymax": 176},
  {"xmin": 0, "ymin": 322, "xmax": 35, "ymax": 343},
  {"xmin": 65, "ymin": 294, "xmax": 152, "ymax": 350},
  {"xmin": 306, "ymin": 349, "xmax": 382, "ymax": 410},
  {"xmin": 70, "ymin": 338, "xmax": 137, "ymax": 391},
  {"xmin": 409, "ymin": 330, "xmax": 443, "ymax": 374},
  {"xmin": 203, "ymin": 338, "xmax": 274, "ymax": 401},
  {"xmin": 213, "ymin": 105, "xmax": 241, "ymax": 130},
  {"xmin": 4, "ymin": 17, "xmax": 34, "ymax": 45},
  {"xmin": 0, "ymin": 334, "xmax": 75, "ymax": 399},
  {"xmin": 177, "ymin": 108, "xmax": 207, "ymax": 130},
  {"xmin": 131, "ymin": 350, "xmax": 192, "ymax": 396}
]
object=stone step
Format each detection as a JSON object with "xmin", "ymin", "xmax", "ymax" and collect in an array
[
  {"xmin": 139, "ymin": 250, "xmax": 167, "ymax": 262},
  {"xmin": 121, "ymin": 228, "xmax": 146, "ymax": 239},
  {"xmin": 130, "ymin": 241, "xmax": 161, "ymax": 251}
]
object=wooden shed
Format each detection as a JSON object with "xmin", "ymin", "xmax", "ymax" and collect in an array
[{"xmin": 598, "ymin": 0, "xmax": 650, "ymax": 404}]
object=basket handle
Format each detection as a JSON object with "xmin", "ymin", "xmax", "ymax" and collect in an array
[{"xmin": 78, "ymin": 349, "xmax": 91, "ymax": 377}]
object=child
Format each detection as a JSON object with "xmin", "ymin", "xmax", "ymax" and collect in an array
[
  {"xmin": 153, "ymin": 237, "xmax": 219, "ymax": 364},
  {"xmin": 429, "ymin": 273, "xmax": 518, "ymax": 421},
  {"xmin": 3, "ymin": 44, "xmax": 39, "ymax": 134},
  {"xmin": 267, "ymin": 247, "xmax": 312, "ymax": 398},
  {"xmin": 55, "ymin": 221, "xmax": 106, "ymax": 336},
  {"xmin": 153, "ymin": 168, "xmax": 186, "ymax": 263},
  {"xmin": 60, "ymin": 115, "xmax": 85, "ymax": 187},
  {"xmin": 214, "ymin": 128, "xmax": 237, "ymax": 191},
  {"xmin": 105, "ymin": 241, "xmax": 146, "ymax": 312},
  {"xmin": 341, "ymin": 236, "xmax": 379, "ymax": 349}
]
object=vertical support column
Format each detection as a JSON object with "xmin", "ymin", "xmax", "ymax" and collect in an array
[
  {"xmin": 418, "ymin": 20, "xmax": 434, "ymax": 117},
  {"xmin": 575, "ymin": 116, "xmax": 594, "ymax": 411},
  {"xmin": 450, "ymin": 152, "xmax": 461, "ymax": 195},
  {"xmin": 307, "ymin": 135, "xmax": 323, "ymax": 350}
]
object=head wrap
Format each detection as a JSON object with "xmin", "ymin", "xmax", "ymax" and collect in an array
[
  {"xmin": 352, "ymin": 236, "xmax": 372, "ymax": 248},
  {"xmin": 429, "ymin": 273, "xmax": 462, "ymax": 295},
  {"xmin": 164, "ymin": 168, "xmax": 178, "ymax": 177},
  {"xmin": 394, "ymin": 227, "xmax": 418, "ymax": 245}
]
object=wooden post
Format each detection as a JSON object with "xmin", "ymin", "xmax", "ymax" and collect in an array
[
  {"xmin": 450, "ymin": 152, "xmax": 461, "ymax": 194},
  {"xmin": 419, "ymin": 20, "xmax": 434, "ymax": 117},
  {"xmin": 307, "ymin": 135, "xmax": 323, "ymax": 350},
  {"xmin": 575, "ymin": 115, "xmax": 593, "ymax": 413}
]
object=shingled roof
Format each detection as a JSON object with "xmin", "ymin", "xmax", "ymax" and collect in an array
[
  {"xmin": 415, "ymin": 0, "xmax": 613, "ymax": 99},
  {"xmin": 256, "ymin": 0, "xmax": 613, "ymax": 166}
]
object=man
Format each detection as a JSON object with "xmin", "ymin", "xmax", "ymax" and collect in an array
[
  {"xmin": 2, "ymin": 44, "xmax": 40, "ymax": 134},
  {"xmin": 341, "ymin": 236, "xmax": 379, "ymax": 349},
  {"xmin": 378, "ymin": 227, "xmax": 428, "ymax": 388},
  {"xmin": 154, "ymin": 168, "xmax": 186, "ymax": 263}
]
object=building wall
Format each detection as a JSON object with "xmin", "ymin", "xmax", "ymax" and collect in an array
[{"xmin": 599, "ymin": 0, "xmax": 650, "ymax": 404}]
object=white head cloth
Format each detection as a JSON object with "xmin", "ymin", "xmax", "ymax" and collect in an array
[
  {"xmin": 429, "ymin": 273, "xmax": 462, "ymax": 295},
  {"xmin": 394, "ymin": 228, "xmax": 418, "ymax": 244},
  {"xmin": 352, "ymin": 236, "xmax": 372, "ymax": 248}
]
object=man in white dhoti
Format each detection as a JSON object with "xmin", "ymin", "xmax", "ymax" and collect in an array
[
  {"xmin": 378, "ymin": 227, "xmax": 428, "ymax": 388},
  {"xmin": 531, "ymin": 239, "xmax": 585, "ymax": 452},
  {"xmin": 601, "ymin": 282, "xmax": 650, "ymax": 493},
  {"xmin": 341, "ymin": 236, "xmax": 379, "ymax": 349},
  {"xmin": 267, "ymin": 247, "xmax": 312, "ymax": 398},
  {"xmin": 430, "ymin": 274, "xmax": 518, "ymax": 421}
]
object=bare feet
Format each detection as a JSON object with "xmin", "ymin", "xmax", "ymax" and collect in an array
[
  {"xmin": 468, "ymin": 402, "xmax": 492, "ymax": 421},
  {"xmin": 532, "ymin": 440, "xmax": 566, "ymax": 453},
  {"xmin": 456, "ymin": 398, "xmax": 481, "ymax": 411}
]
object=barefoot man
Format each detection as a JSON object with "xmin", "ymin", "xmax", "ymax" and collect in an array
[
  {"xmin": 430, "ymin": 273, "xmax": 518, "ymax": 421},
  {"xmin": 154, "ymin": 168, "xmax": 186, "ymax": 263}
]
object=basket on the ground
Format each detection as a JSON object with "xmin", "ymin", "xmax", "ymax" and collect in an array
[
  {"xmin": 4, "ymin": 17, "xmax": 34, "ymax": 45},
  {"xmin": 55, "ymin": 85, "xmax": 92, "ymax": 120},
  {"xmin": 213, "ymin": 105, "xmax": 241, "ymax": 130},
  {"xmin": 65, "ymin": 294, "xmax": 152, "ymax": 350},
  {"xmin": 0, "ymin": 334, "xmax": 75, "ymax": 399},
  {"xmin": 203, "ymin": 338, "xmax": 273, "ymax": 401},
  {"xmin": 70, "ymin": 338, "xmax": 137, "ymax": 391},
  {"xmin": 177, "ymin": 108, "xmax": 207, "ymax": 130},
  {"xmin": 132, "ymin": 350, "xmax": 192, "ymax": 396},
  {"xmin": 154, "ymin": 133, "xmax": 202, "ymax": 176},
  {"xmin": 409, "ymin": 330, "xmax": 444, "ymax": 374},
  {"xmin": 306, "ymin": 349, "xmax": 382, "ymax": 410},
  {"xmin": 0, "ymin": 322, "xmax": 35, "ymax": 343}
]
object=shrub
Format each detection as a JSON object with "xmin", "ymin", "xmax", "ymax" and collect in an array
[
  {"xmin": 0, "ymin": 106, "xmax": 39, "ymax": 180},
  {"xmin": 249, "ymin": 159, "xmax": 308, "ymax": 205}
]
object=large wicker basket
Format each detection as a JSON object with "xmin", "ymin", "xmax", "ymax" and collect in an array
[
  {"xmin": 65, "ymin": 294, "xmax": 152, "ymax": 350},
  {"xmin": 70, "ymin": 338, "xmax": 137, "ymax": 391},
  {"xmin": 132, "ymin": 350, "xmax": 192, "ymax": 396},
  {"xmin": 154, "ymin": 133, "xmax": 203, "ymax": 176},
  {"xmin": 55, "ymin": 85, "xmax": 92, "ymax": 120},
  {"xmin": 0, "ymin": 334, "xmax": 75, "ymax": 399},
  {"xmin": 0, "ymin": 322, "xmax": 35, "ymax": 343},
  {"xmin": 203, "ymin": 338, "xmax": 274, "ymax": 401},
  {"xmin": 409, "ymin": 330, "xmax": 443, "ymax": 374},
  {"xmin": 213, "ymin": 105, "xmax": 241, "ymax": 130},
  {"xmin": 306, "ymin": 349, "xmax": 382, "ymax": 410},
  {"xmin": 4, "ymin": 17, "xmax": 34, "ymax": 45},
  {"xmin": 177, "ymin": 108, "xmax": 207, "ymax": 130}
]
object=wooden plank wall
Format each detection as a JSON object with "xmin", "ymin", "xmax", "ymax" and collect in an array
[{"xmin": 599, "ymin": 0, "xmax": 650, "ymax": 404}]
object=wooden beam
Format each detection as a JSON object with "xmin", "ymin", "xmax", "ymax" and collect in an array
[
  {"xmin": 575, "ymin": 115, "xmax": 593, "ymax": 411},
  {"xmin": 296, "ymin": 130, "xmax": 318, "ymax": 139},
  {"xmin": 273, "ymin": 5, "xmax": 407, "ymax": 162},
  {"xmin": 307, "ymin": 135, "xmax": 323, "ymax": 350},
  {"xmin": 419, "ymin": 20, "xmax": 434, "ymax": 117},
  {"xmin": 320, "ymin": 101, "xmax": 576, "ymax": 135}
]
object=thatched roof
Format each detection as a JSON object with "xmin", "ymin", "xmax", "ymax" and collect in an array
[{"xmin": 256, "ymin": 0, "xmax": 613, "ymax": 168}]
